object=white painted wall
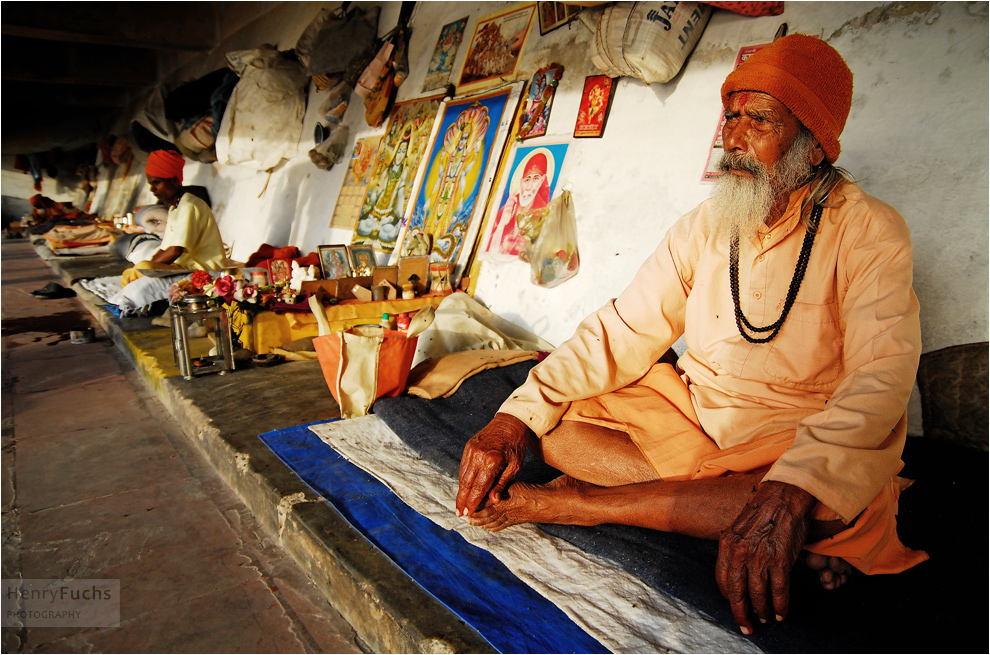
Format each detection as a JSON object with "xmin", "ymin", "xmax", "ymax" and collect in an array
[{"xmin": 66, "ymin": 1, "xmax": 990, "ymax": 432}]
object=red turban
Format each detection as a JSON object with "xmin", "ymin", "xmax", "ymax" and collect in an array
[
  {"xmin": 721, "ymin": 34, "xmax": 853, "ymax": 164},
  {"xmin": 146, "ymin": 150, "xmax": 185, "ymax": 183}
]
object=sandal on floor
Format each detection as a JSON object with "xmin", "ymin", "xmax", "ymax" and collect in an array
[{"xmin": 31, "ymin": 282, "xmax": 76, "ymax": 299}]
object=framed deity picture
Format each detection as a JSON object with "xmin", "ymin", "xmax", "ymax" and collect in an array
[
  {"xmin": 457, "ymin": 3, "xmax": 536, "ymax": 94},
  {"xmin": 516, "ymin": 63, "xmax": 564, "ymax": 141},
  {"xmin": 422, "ymin": 17, "xmax": 468, "ymax": 92},
  {"xmin": 329, "ymin": 136, "xmax": 382, "ymax": 229},
  {"xmin": 346, "ymin": 244, "xmax": 377, "ymax": 276},
  {"xmin": 317, "ymin": 244, "xmax": 351, "ymax": 279},
  {"xmin": 574, "ymin": 74, "xmax": 617, "ymax": 138},
  {"xmin": 267, "ymin": 259, "xmax": 292, "ymax": 286},
  {"xmin": 350, "ymin": 93, "xmax": 445, "ymax": 255},
  {"xmin": 395, "ymin": 81, "xmax": 525, "ymax": 281},
  {"xmin": 481, "ymin": 142, "xmax": 569, "ymax": 260},
  {"xmin": 538, "ymin": 1, "xmax": 581, "ymax": 35}
]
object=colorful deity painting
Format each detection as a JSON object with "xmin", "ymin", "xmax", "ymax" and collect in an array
[
  {"xmin": 482, "ymin": 142, "xmax": 569, "ymax": 259},
  {"xmin": 516, "ymin": 63, "xmax": 564, "ymax": 141},
  {"xmin": 458, "ymin": 4, "xmax": 535, "ymax": 94},
  {"xmin": 399, "ymin": 84, "xmax": 522, "ymax": 275},
  {"xmin": 330, "ymin": 136, "xmax": 382, "ymax": 229},
  {"xmin": 422, "ymin": 17, "xmax": 468, "ymax": 92},
  {"xmin": 350, "ymin": 94, "xmax": 443, "ymax": 254},
  {"xmin": 574, "ymin": 74, "xmax": 617, "ymax": 138}
]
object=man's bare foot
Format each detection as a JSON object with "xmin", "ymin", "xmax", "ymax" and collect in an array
[
  {"xmin": 465, "ymin": 475, "xmax": 587, "ymax": 531},
  {"xmin": 805, "ymin": 552, "xmax": 853, "ymax": 590}
]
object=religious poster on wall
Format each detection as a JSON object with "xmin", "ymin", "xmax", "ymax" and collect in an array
[
  {"xmin": 701, "ymin": 42, "xmax": 771, "ymax": 182},
  {"xmin": 574, "ymin": 75, "xmax": 617, "ymax": 138},
  {"xmin": 482, "ymin": 142, "xmax": 569, "ymax": 260},
  {"xmin": 516, "ymin": 63, "xmax": 564, "ymax": 141},
  {"xmin": 350, "ymin": 93, "xmax": 445, "ymax": 254},
  {"xmin": 329, "ymin": 136, "xmax": 382, "ymax": 229},
  {"xmin": 457, "ymin": 3, "xmax": 536, "ymax": 95},
  {"xmin": 422, "ymin": 17, "xmax": 468, "ymax": 92},
  {"xmin": 396, "ymin": 82, "xmax": 525, "ymax": 278}
]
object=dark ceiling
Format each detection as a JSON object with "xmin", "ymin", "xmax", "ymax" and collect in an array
[{"xmin": 1, "ymin": 2, "xmax": 283, "ymax": 155}]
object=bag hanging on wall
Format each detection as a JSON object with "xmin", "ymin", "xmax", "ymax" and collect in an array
[
  {"xmin": 591, "ymin": 1, "xmax": 713, "ymax": 84},
  {"xmin": 527, "ymin": 191, "xmax": 580, "ymax": 288}
]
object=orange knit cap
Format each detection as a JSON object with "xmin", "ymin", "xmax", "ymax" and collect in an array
[
  {"xmin": 145, "ymin": 150, "xmax": 185, "ymax": 183},
  {"xmin": 721, "ymin": 34, "xmax": 853, "ymax": 164}
]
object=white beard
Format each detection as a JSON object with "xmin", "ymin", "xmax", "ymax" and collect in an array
[
  {"xmin": 710, "ymin": 130, "xmax": 817, "ymax": 242},
  {"xmin": 710, "ymin": 171, "xmax": 774, "ymax": 242}
]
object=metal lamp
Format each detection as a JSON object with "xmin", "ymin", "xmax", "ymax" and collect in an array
[{"xmin": 169, "ymin": 295, "xmax": 236, "ymax": 380}]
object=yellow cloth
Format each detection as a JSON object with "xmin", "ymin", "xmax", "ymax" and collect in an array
[
  {"xmin": 500, "ymin": 181, "xmax": 921, "ymax": 526},
  {"xmin": 43, "ymin": 225, "xmax": 117, "ymax": 248},
  {"xmin": 120, "ymin": 260, "xmax": 187, "ymax": 287},
  {"xmin": 160, "ymin": 193, "xmax": 225, "ymax": 270},
  {"xmin": 238, "ymin": 296, "xmax": 445, "ymax": 354},
  {"xmin": 562, "ymin": 362, "xmax": 927, "ymax": 575}
]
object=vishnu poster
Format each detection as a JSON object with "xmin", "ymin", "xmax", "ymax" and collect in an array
[
  {"xmin": 397, "ymin": 82, "xmax": 524, "ymax": 277},
  {"xmin": 350, "ymin": 93, "xmax": 444, "ymax": 254},
  {"xmin": 482, "ymin": 142, "xmax": 568, "ymax": 260}
]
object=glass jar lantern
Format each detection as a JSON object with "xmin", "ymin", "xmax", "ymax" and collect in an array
[{"xmin": 169, "ymin": 295, "xmax": 236, "ymax": 380}]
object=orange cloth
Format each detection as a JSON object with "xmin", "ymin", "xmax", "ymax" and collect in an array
[
  {"xmin": 146, "ymin": 149, "xmax": 185, "ymax": 182},
  {"xmin": 500, "ymin": 181, "xmax": 922, "ymax": 570},
  {"xmin": 721, "ymin": 34, "xmax": 853, "ymax": 163},
  {"xmin": 562, "ymin": 363, "xmax": 927, "ymax": 574}
]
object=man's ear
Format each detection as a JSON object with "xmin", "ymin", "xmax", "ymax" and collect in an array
[{"xmin": 810, "ymin": 143, "xmax": 826, "ymax": 167}]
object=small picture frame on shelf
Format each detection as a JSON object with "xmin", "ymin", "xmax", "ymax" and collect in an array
[
  {"xmin": 267, "ymin": 258, "xmax": 292, "ymax": 286},
  {"xmin": 318, "ymin": 244, "xmax": 351, "ymax": 279},
  {"xmin": 346, "ymin": 244, "xmax": 377, "ymax": 276}
]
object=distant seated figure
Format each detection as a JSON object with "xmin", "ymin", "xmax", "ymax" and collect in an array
[{"xmin": 122, "ymin": 150, "xmax": 226, "ymax": 285}]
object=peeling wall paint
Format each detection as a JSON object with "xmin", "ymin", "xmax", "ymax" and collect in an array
[{"xmin": 161, "ymin": 1, "xmax": 983, "ymax": 434}]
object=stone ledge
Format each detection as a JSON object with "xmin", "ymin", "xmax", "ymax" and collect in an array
[{"xmin": 42, "ymin": 251, "xmax": 494, "ymax": 654}]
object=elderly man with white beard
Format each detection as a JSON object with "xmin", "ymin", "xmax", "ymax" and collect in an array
[{"xmin": 454, "ymin": 34, "xmax": 926, "ymax": 635}]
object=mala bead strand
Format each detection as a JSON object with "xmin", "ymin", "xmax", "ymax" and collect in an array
[{"xmin": 730, "ymin": 205, "xmax": 823, "ymax": 344}]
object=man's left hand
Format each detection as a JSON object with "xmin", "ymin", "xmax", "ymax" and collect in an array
[{"xmin": 715, "ymin": 481, "xmax": 817, "ymax": 635}]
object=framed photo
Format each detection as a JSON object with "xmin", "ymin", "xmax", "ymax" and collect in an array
[
  {"xmin": 317, "ymin": 244, "xmax": 351, "ymax": 279},
  {"xmin": 517, "ymin": 63, "xmax": 564, "ymax": 141},
  {"xmin": 422, "ymin": 17, "xmax": 468, "ymax": 92},
  {"xmin": 346, "ymin": 244, "xmax": 377, "ymax": 276},
  {"xmin": 457, "ymin": 3, "xmax": 536, "ymax": 94},
  {"xmin": 574, "ymin": 75, "xmax": 617, "ymax": 138},
  {"xmin": 398, "ymin": 255, "xmax": 430, "ymax": 295},
  {"xmin": 267, "ymin": 259, "xmax": 292, "ymax": 286},
  {"xmin": 538, "ymin": 1, "xmax": 581, "ymax": 35}
]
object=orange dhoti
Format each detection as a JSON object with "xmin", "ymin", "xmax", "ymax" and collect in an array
[{"xmin": 561, "ymin": 363, "xmax": 928, "ymax": 575}]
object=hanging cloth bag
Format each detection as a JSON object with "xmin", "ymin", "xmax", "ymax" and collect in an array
[{"xmin": 527, "ymin": 191, "xmax": 580, "ymax": 288}]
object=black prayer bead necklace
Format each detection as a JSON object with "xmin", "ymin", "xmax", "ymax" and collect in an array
[{"xmin": 729, "ymin": 204, "xmax": 823, "ymax": 344}]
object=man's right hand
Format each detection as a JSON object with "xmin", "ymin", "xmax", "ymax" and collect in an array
[{"xmin": 455, "ymin": 413, "xmax": 530, "ymax": 517}]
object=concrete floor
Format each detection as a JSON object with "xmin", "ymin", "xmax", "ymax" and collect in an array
[{"xmin": 1, "ymin": 240, "xmax": 365, "ymax": 653}]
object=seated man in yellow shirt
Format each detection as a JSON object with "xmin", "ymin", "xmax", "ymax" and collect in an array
[
  {"xmin": 455, "ymin": 35, "xmax": 925, "ymax": 636},
  {"xmin": 122, "ymin": 149, "xmax": 226, "ymax": 285}
]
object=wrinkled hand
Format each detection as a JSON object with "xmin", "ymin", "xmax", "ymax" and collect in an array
[
  {"xmin": 715, "ymin": 481, "xmax": 817, "ymax": 635},
  {"xmin": 455, "ymin": 413, "xmax": 530, "ymax": 517}
]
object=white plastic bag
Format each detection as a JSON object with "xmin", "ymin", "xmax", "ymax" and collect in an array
[
  {"xmin": 591, "ymin": 2, "xmax": 712, "ymax": 84},
  {"xmin": 528, "ymin": 191, "xmax": 579, "ymax": 288}
]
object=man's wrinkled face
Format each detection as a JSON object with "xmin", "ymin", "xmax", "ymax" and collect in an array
[
  {"xmin": 721, "ymin": 92, "xmax": 802, "ymax": 181},
  {"xmin": 146, "ymin": 175, "xmax": 181, "ymax": 206}
]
